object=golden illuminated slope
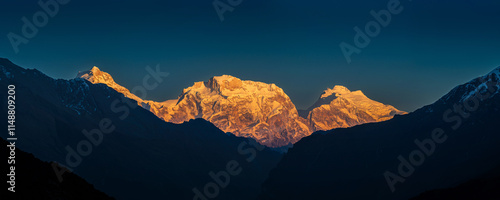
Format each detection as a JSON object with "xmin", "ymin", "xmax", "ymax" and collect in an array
[{"xmin": 306, "ymin": 86, "xmax": 407, "ymax": 132}]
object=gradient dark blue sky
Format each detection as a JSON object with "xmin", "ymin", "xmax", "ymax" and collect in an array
[{"xmin": 1, "ymin": 0, "xmax": 499, "ymax": 111}]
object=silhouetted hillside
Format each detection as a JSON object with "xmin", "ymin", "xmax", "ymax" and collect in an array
[
  {"xmin": 260, "ymin": 66, "xmax": 500, "ymax": 200},
  {"xmin": 410, "ymin": 165, "xmax": 500, "ymax": 200},
  {"xmin": 1, "ymin": 138, "xmax": 114, "ymax": 200}
]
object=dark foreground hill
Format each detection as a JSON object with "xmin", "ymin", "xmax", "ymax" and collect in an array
[
  {"xmin": 260, "ymin": 67, "xmax": 500, "ymax": 200},
  {"xmin": 1, "ymin": 138, "xmax": 114, "ymax": 200},
  {"xmin": 409, "ymin": 162, "xmax": 500, "ymax": 200}
]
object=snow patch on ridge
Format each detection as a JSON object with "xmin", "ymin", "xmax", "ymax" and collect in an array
[
  {"xmin": 459, "ymin": 66, "xmax": 500, "ymax": 102},
  {"xmin": 321, "ymin": 85, "xmax": 351, "ymax": 98},
  {"xmin": 1, "ymin": 65, "xmax": 13, "ymax": 79}
]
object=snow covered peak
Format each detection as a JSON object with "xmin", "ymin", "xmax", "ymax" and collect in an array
[
  {"xmin": 306, "ymin": 85, "xmax": 406, "ymax": 132},
  {"xmin": 77, "ymin": 66, "xmax": 115, "ymax": 85},
  {"xmin": 90, "ymin": 66, "xmax": 101, "ymax": 73},
  {"xmin": 332, "ymin": 85, "xmax": 351, "ymax": 93},
  {"xmin": 457, "ymin": 66, "xmax": 500, "ymax": 102},
  {"xmin": 206, "ymin": 75, "xmax": 244, "ymax": 92},
  {"xmin": 148, "ymin": 75, "xmax": 309, "ymax": 147},
  {"xmin": 196, "ymin": 75, "xmax": 285, "ymax": 98},
  {"xmin": 321, "ymin": 85, "xmax": 352, "ymax": 98},
  {"xmin": 212, "ymin": 75, "xmax": 237, "ymax": 82},
  {"xmin": 76, "ymin": 67, "xmax": 143, "ymax": 104}
]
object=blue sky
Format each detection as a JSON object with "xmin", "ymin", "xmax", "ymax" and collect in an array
[{"xmin": 1, "ymin": 0, "xmax": 499, "ymax": 111}]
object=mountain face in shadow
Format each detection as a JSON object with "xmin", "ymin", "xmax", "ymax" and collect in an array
[
  {"xmin": 0, "ymin": 58, "xmax": 282, "ymax": 200},
  {"xmin": 1, "ymin": 138, "xmax": 114, "ymax": 200},
  {"xmin": 260, "ymin": 67, "xmax": 500, "ymax": 200}
]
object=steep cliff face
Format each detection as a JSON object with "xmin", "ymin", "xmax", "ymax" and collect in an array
[
  {"xmin": 306, "ymin": 86, "xmax": 407, "ymax": 132},
  {"xmin": 146, "ymin": 75, "xmax": 311, "ymax": 147},
  {"xmin": 77, "ymin": 68, "xmax": 405, "ymax": 147}
]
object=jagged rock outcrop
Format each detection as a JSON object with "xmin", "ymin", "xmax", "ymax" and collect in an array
[{"xmin": 144, "ymin": 75, "xmax": 311, "ymax": 147}]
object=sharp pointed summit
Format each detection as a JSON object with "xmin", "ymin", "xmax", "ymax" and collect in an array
[
  {"xmin": 77, "ymin": 66, "xmax": 115, "ymax": 85},
  {"xmin": 321, "ymin": 85, "xmax": 352, "ymax": 98},
  {"xmin": 77, "ymin": 66, "xmax": 143, "ymax": 104}
]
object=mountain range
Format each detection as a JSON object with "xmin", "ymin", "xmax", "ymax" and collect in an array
[
  {"xmin": 77, "ymin": 67, "xmax": 406, "ymax": 147},
  {"xmin": 2, "ymin": 58, "xmax": 499, "ymax": 200}
]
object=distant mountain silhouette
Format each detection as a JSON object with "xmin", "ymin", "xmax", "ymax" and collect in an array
[
  {"xmin": 260, "ymin": 66, "xmax": 500, "ymax": 200},
  {"xmin": 0, "ymin": 58, "xmax": 282, "ymax": 200},
  {"xmin": 1, "ymin": 138, "xmax": 114, "ymax": 200}
]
